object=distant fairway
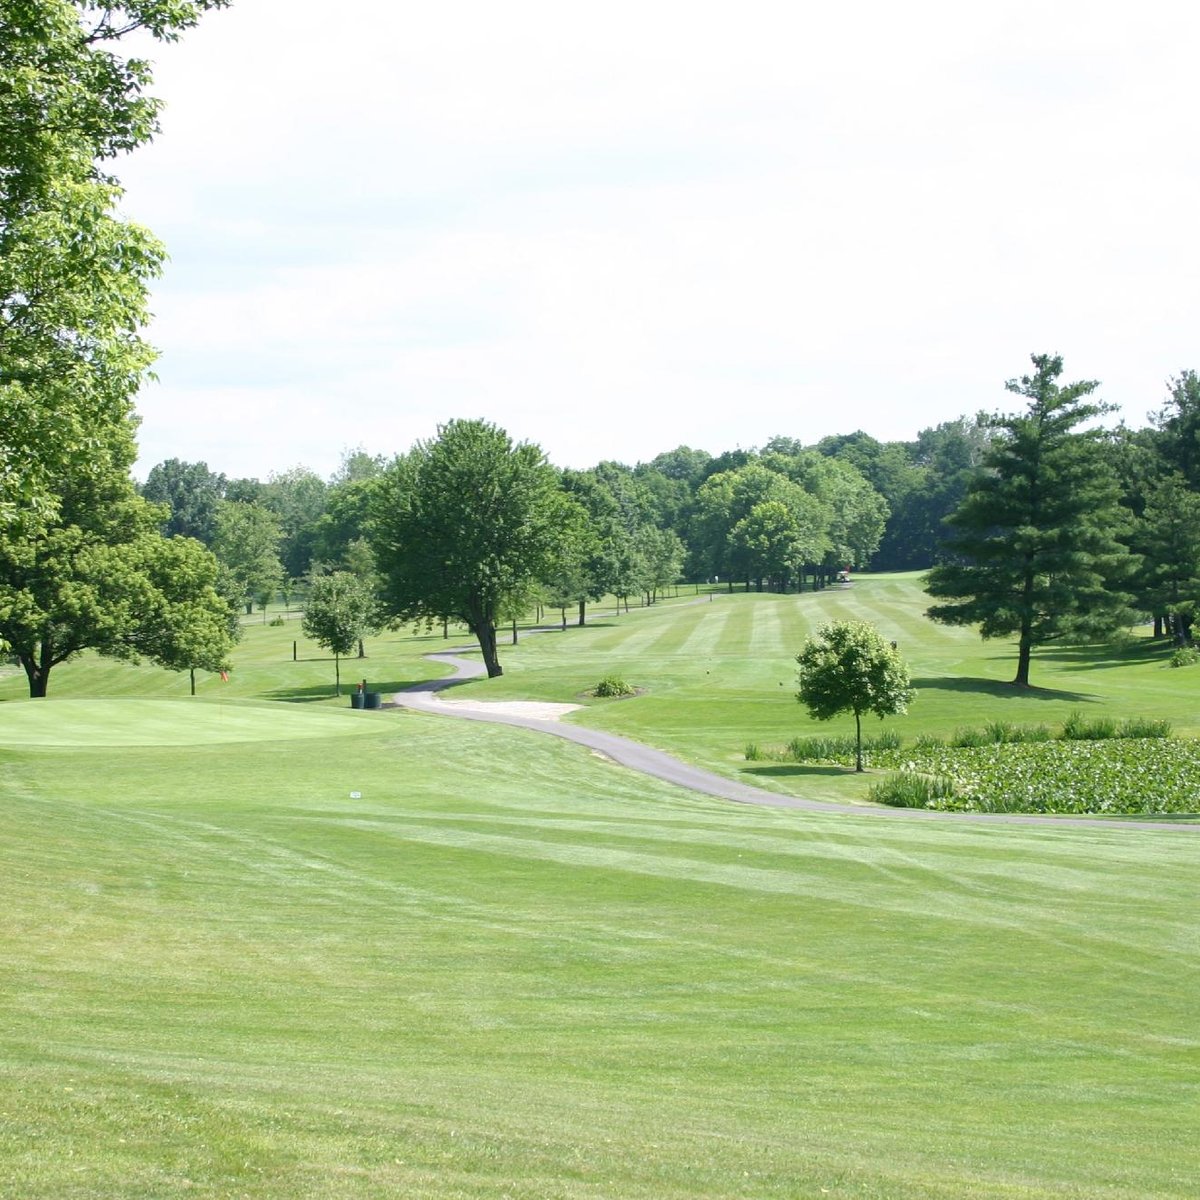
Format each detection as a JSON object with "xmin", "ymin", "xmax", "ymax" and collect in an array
[{"xmin": 2, "ymin": 577, "xmax": 1198, "ymax": 1197}]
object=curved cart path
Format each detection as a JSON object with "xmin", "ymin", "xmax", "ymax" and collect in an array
[{"xmin": 392, "ymin": 646, "xmax": 1199, "ymax": 832}]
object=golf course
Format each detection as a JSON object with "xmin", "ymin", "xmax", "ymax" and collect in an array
[{"xmin": 2, "ymin": 573, "xmax": 1197, "ymax": 1198}]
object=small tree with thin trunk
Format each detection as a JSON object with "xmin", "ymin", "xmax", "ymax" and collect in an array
[
  {"xmin": 795, "ymin": 622, "xmax": 914, "ymax": 772},
  {"xmin": 302, "ymin": 571, "xmax": 376, "ymax": 696}
]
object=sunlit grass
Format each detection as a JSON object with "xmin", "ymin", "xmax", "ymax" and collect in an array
[{"xmin": 2, "ymin": 575, "xmax": 1198, "ymax": 1196}]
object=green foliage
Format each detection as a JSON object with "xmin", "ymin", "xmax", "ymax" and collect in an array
[
  {"xmin": 301, "ymin": 570, "xmax": 377, "ymax": 696},
  {"xmin": 1170, "ymin": 645, "xmax": 1200, "ymax": 668},
  {"xmin": 140, "ymin": 457, "xmax": 226, "ymax": 544},
  {"xmin": 1117, "ymin": 717, "xmax": 1173, "ymax": 738},
  {"xmin": 1061, "ymin": 711, "xmax": 1118, "ymax": 741},
  {"xmin": 877, "ymin": 738, "xmax": 1199, "ymax": 815},
  {"xmin": 0, "ymin": 1, "xmax": 226, "ymax": 522},
  {"xmin": 926, "ymin": 354, "xmax": 1137, "ymax": 686},
  {"xmin": 212, "ymin": 499, "xmax": 284, "ymax": 615},
  {"xmin": 372, "ymin": 419, "xmax": 577, "ymax": 678},
  {"xmin": 795, "ymin": 621, "xmax": 914, "ymax": 770},
  {"xmin": 780, "ymin": 730, "xmax": 902, "ymax": 764},
  {"xmin": 869, "ymin": 772, "xmax": 958, "ymax": 808},
  {"xmin": 593, "ymin": 675, "xmax": 636, "ymax": 698},
  {"xmin": 0, "ymin": 426, "xmax": 233, "ymax": 696}
]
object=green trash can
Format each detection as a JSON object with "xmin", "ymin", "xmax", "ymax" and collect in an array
[
  {"xmin": 350, "ymin": 692, "xmax": 364, "ymax": 709},
  {"xmin": 364, "ymin": 692, "xmax": 382, "ymax": 710}
]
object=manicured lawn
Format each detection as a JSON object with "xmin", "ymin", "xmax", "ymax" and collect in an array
[
  {"xmin": 2, "ymin": 576, "xmax": 1197, "ymax": 1196},
  {"xmin": 446, "ymin": 574, "xmax": 1200, "ymax": 804}
]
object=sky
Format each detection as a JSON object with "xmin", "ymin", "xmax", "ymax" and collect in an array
[{"xmin": 119, "ymin": 0, "xmax": 1200, "ymax": 482}]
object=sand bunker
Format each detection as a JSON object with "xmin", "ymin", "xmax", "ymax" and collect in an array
[{"xmin": 424, "ymin": 696, "xmax": 582, "ymax": 721}]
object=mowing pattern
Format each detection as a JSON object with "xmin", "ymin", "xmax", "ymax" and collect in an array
[{"xmin": 2, "ymin": 715, "xmax": 1198, "ymax": 1198}]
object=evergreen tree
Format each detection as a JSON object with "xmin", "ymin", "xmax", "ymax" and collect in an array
[
  {"xmin": 925, "ymin": 355, "xmax": 1136, "ymax": 687},
  {"xmin": 1131, "ymin": 475, "xmax": 1200, "ymax": 645}
]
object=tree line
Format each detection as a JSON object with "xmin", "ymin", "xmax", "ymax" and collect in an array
[{"xmin": 7, "ymin": 356, "xmax": 1199, "ymax": 693}]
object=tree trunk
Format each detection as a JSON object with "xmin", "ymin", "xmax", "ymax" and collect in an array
[
  {"xmin": 578, "ymin": 599, "xmax": 586, "ymax": 627},
  {"xmin": 511, "ymin": 618, "xmax": 518, "ymax": 645},
  {"xmin": 476, "ymin": 621, "xmax": 503, "ymax": 677},
  {"xmin": 190, "ymin": 667, "xmax": 196, "ymax": 696},
  {"xmin": 1153, "ymin": 614, "xmax": 1164, "ymax": 638},
  {"xmin": 854, "ymin": 710, "xmax": 864, "ymax": 772},
  {"xmin": 560, "ymin": 606, "xmax": 567, "ymax": 631},
  {"xmin": 1013, "ymin": 636, "xmax": 1033, "ymax": 686},
  {"xmin": 357, "ymin": 638, "xmax": 366, "ymax": 658},
  {"xmin": 335, "ymin": 651, "xmax": 341, "ymax": 697},
  {"xmin": 22, "ymin": 654, "xmax": 49, "ymax": 698},
  {"xmin": 1013, "ymin": 568, "xmax": 1035, "ymax": 685}
]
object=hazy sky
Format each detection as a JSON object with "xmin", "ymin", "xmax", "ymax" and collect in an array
[{"xmin": 120, "ymin": 1, "xmax": 1200, "ymax": 481}]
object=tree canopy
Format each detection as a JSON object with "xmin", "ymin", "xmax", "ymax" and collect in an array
[
  {"xmin": 795, "ymin": 621, "xmax": 914, "ymax": 771},
  {"xmin": 925, "ymin": 355, "xmax": 1137, "ymax": 686},
  {"xmin": 371, "ymin": 419, "xmax": 576, "ymax": 677},
  {"xmin": 0, "ymin": 0, "xmax": 227, "ymax": 523},
  {"xmin": 302, "ymin": 570, "xmax": 377, "ymax": 696}
]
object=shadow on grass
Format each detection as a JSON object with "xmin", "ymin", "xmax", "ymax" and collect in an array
[
  {"xmin": 911, "ymin": 676, "xmax": 1096, "ymax": 703},
  {"xmin": 264, "ymin": 679, "xmax": 426, "ymax": 703},
  {"xmin": 1033, "ymin": 640, "xmax": 1177, "ymax": 671},
  {"xmin": 742, "ymin": 763, "xmax": 855, "ymax": 778}
]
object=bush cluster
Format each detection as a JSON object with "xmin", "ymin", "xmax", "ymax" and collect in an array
[{"xmin": 593, "ymin": 676, "xmax": 636, "ymax": 698}]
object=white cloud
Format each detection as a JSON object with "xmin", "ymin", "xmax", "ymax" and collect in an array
[{"xmin": 124, "ymin": 0, "xmax": 1200, "ymax": 478}]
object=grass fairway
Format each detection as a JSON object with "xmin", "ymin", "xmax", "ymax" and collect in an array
[
  {"xmin": 2, "ymin": 576, "xmax": 1198, "ymax": 1196},
  {"xmin": 2, "ymin": 695, "xmax": 1199, "ymax": 1197},
  {"xmin": 449, "ymin": 574, "xmax": 1200, "ymax": 804}
]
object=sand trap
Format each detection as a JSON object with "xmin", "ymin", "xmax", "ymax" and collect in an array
[{"xmin": 423, "ymin": 696, "xmax": 583, "ymax": 721}]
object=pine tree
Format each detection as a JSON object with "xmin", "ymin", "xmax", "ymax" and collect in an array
[{"xmin": 925, "ymin": 355, "xmax": 1136, "ymax": 687}]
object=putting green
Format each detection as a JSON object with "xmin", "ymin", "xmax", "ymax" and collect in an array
[{"xmin": 0, "ymin": 697, "xmax": 392, "ymax": 747}]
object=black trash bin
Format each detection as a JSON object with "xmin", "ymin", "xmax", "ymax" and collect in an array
[
  {"xmin": 364, "ymin": 692, "xmax": 382, "ymax": 710},
  {"xmin": 350, "ymin": 692, "xmax": 364, "ymax": 709}
]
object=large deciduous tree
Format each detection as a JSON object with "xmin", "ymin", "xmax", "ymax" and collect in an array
[
  {"xmin": 140, "ymin": 458, "xmax": 227, "ymax": 543},
  {"xmin": 795, "ymin": 622, "xmax": 914, "ymax": 772},
  {"xmin": 0, "ymin": 1, "xmax": 227, "ymax": 523},
  {"xmin": 212, "ymin": 500, "xmax": 285, "ymax": 616},
  {"xmin": 925, "ymin": 355, "xmax": 1136, "ymax": 687},
  {"xmin": 0, "ymin": 423, "xmax": 234, "ymax": 697},
  {"xmin": 372, "ymin": 419, "xmax": 574, "ymax": 677}
]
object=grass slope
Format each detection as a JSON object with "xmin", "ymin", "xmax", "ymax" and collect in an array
[{"xmin": 2, "ymin": 576, "xmax": 1197, "ymax": 1196}]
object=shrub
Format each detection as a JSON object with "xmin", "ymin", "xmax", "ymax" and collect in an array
[
  {"xmin": 269, "ymin": 616, "xmax": 286, "ymax": 627},
  {"xmin": 950, "ymin": 726, "xmax": 990, "ymax": 748},
  {"xmin": 594, "ymin": 675, "xmax": 635, "ymax": 698},
  {"xmin": 1116, "ymin": 717, "xmax": 1172, "ymax": 739},
  {"xmin": 983, "ymin": 720, "xmax": 1020, "ymax": 743},
  {"xmin": 1061, "ymin": 711, "xmax": 1117, "ymax": 740},
  {"xmin": 785, "ymin": 730, "xmax": 901, "ymax": 765},
  {"xmin": 1169, "ymin": 646, "xmax": 1200, "ymax": 668},
  {"xmin": 744, "ymin": 742, "xmax": 761, "ymax": 761},
  {"xmin": 869, "ymin": 773, "xmax": 957, "ymax": 808}
]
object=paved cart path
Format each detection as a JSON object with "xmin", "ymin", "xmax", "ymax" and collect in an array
[{"xmin": 390, "ymin": 645, "xmax": 1198, "ymax": 831}]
